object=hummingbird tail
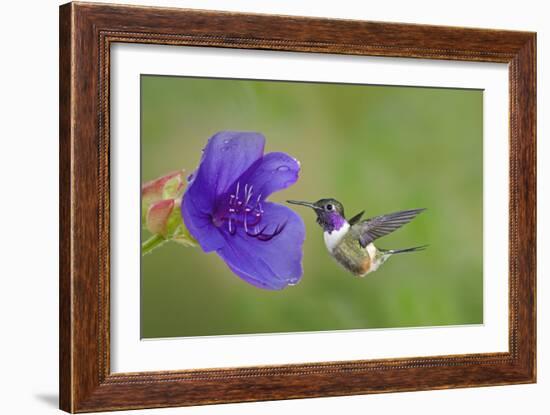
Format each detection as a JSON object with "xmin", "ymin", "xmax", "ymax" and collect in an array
[{"xmin": 383, "ymin": 245, "xmax": 429, "ymax": 255}]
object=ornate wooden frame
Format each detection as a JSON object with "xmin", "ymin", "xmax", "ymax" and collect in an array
[{"xmin": 59, "ymin": 2, "xmax": 536, "ymax": 412}]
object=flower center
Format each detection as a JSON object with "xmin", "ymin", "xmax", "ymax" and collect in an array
[{"xmin": 213, "ymin": 182, "xmax": 285, "ymax": 241}]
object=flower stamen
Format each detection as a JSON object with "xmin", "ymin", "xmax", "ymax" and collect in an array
[
  {"xmin": 245, "ymin": 221, "xmax": 287, "ymax": 241},
  {"xmin": 214, "ymin": 182, "xmax": 284, "ymax": 241}
]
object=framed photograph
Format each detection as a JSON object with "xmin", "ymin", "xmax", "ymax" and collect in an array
[{"xmin": 59, "ymin": 2, "xmax": 536, "ymax": 412}]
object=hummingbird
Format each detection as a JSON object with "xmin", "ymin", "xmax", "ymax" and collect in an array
[{"xmin": 287, "ymin": 199, "xmax": 427, "ymax": 277}]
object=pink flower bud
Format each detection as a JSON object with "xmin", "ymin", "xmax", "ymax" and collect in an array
[
  {"xmin": 141, "ymin": 169, "xmax": 197, "ymax": 253},
  {"xmin": 142, "ymin": 170, "xmax": 184, "ymax": 208},
  {"xmin": 146, "ymin": 199, "xmax": 175, "ymax": 236}
]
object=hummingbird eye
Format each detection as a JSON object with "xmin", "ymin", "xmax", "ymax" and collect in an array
[{"xmin": 326, "ymin": 204, "xmax": 333, "ymax": 211}]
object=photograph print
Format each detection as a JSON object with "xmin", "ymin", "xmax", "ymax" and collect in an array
[{"xmin": 140, "ymin": 75, "xmax": 483, "ymax": 339}]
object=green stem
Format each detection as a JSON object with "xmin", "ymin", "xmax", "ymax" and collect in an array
[{"xmin": 142, "ymin": 234, "xmax": 167, "ymax": 256}]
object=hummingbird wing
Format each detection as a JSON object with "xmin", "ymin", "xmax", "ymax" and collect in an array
[
  {"xmin": 354, "ymin": 208, "xmax": 426, "ymax": 248},
  {"xmin": 348, "ymin": 210, "xmax": 365, "ymax": 226}
]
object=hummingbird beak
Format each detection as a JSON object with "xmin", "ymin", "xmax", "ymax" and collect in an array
[{"xmin": 286, "ymin": 200, "xmax": 321, "ymax": 211}]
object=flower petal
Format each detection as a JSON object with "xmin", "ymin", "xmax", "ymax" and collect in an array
[
  {"xmin": 216, "ymin": 202, "xmax": 305, "ymax": 290},
  {"xmin": 181, "ymin": 194, "xmax": 225, "ymax": 252},
  {"xmin": 241, "ymin": 152, "xmax": 300, "ymax": 201},
  {"xmin": 194, "ymin": 131, "xmax": 266, "ymax": 199},
  {"xmin": 182, "ymin": 131, "xmax": 266, "ymax": 252}
]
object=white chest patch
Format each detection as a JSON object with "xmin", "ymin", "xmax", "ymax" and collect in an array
[
  {"xmin": 366, "ymin": 243, "xmax": 381, "ymax": 272},
  {"xmin": 366, "ymin": 243, "xmax": 377, "ymax": 259},
  {"xmin": 323, "ymin": 223, "xmax": 350, "ymax": 253}
]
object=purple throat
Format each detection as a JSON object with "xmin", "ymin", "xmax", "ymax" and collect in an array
[
  {"xmin": 213, "ymin": 181, "xmax": 286, "ymax": 241},
  {"xmin": 328, "ymin": 213, "xmax": 347, "ymax": 232}
]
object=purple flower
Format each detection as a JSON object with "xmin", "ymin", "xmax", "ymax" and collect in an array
[{"xmin": 181, "ymin": 131, "xmax": 305, "ymax": 290}]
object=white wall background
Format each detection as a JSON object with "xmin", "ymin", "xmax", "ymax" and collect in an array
[{"xmin": 0, "ymin": 0, "xmax": 546, "ymax": 414}]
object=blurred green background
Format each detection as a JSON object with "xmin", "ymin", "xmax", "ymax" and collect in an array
[{"xmin": 141, "ymin": 75, "xmax": 483, "ymax": 338}]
